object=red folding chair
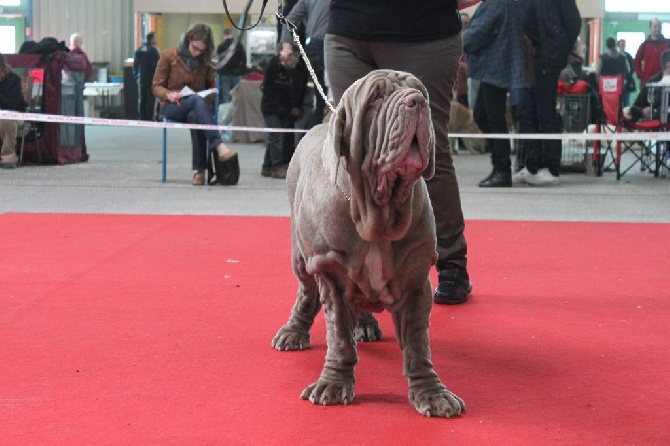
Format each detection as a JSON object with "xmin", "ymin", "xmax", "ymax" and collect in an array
[{"xmin": 594, "ymin": 74, "xmax": 670, "ymax": 179}]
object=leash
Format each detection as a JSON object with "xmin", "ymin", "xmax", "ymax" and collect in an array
[{"xmin": 217, "ymin": 0, "xmax": 335, "ymax": 114}]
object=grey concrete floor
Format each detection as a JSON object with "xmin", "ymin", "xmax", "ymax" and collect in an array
[{"xmin": 1, "ymin": 124, "xmax": 669, "ymax": 222}]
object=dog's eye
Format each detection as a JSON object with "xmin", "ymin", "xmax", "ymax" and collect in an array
[{"xmin": 369, "ymin": 94, "xmax": 384, "ymax": 107}]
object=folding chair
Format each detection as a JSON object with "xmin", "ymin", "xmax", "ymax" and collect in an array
[
  {"xmin": 161, "ymin": 77, "xmax": 220, "ymax": 183},
  {"xmin": 594, "ymin": 74, "xmax": 670, "ymax": 179},
  {"xmin": 18, "ymin": 74, "xmax": 44, "ymax": 165}
]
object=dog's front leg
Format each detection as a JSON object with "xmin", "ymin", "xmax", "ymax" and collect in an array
[
  {"xmin": 272, "ymin": 260, "xmax": 321, "ymax": 351},
  {"xmin": 394, "ymin": 280, "xmax": 465, "ymax": 418},
  {"xmin": 301, "ymin": 275, "xmax": 358, "ymax": 405}
]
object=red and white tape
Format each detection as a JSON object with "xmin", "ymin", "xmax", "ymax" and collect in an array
[
  {"xmin": 0, "ymin": 110, "xmax": 309, "ymax": 134},
  {"xmin": 1, "ymin": 110, "xmax": 667, "ymax": 141}
]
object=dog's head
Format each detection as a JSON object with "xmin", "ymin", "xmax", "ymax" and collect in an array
[{"xmin": 324, "ymin": 70, "xmax": 435, "ymax": 242}]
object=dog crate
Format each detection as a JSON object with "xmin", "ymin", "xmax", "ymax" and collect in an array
[
  {"xmin": 515, "ymin": 93, "xmax": 592, "ymax": 172},
  {"xmin": 558, "ymin": 94, "xmax": 591, "ymax": 172}
]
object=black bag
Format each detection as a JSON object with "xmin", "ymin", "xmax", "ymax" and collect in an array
[{"xmin": 207, "ymin": 149, "xmax": 240, "ymax": 185}]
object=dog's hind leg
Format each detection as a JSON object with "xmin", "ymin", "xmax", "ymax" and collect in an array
[
  {"xmin": 393, "ymin": 279, "xmax": 465, "ymax": 418},
  {"xmin": 354, "ymin": 312, "xmax": 383, "ymax": 342},
  {"xmin": 272, "ymin": 260, "xmax": 321, "ymax": 351}
]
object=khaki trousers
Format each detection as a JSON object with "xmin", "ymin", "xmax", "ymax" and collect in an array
[
  {"xmin": 0, "ymin": 119, "xmax": 19, "ymax": 164},
  {"xmin": 324, "ymin": 33, "xmax": 468, "ymax": 270}
]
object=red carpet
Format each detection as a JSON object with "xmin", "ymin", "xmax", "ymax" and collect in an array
[{"xmin": 1, "ymin": 213, "xmax": 668, "ymax": 445}]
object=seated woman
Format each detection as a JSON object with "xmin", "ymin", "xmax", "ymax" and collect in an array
[{"xmin": 153, "ymin": 23, "xmax": 237, "ymax": 185}]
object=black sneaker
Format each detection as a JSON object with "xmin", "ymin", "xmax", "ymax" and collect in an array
[{"xmin": 434, "ymin": 267, "xmax": 472, "ymax": 305}]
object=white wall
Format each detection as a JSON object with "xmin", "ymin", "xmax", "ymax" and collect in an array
[
  {"xmin": 33, "ymin": 0, "xmax": 134, "ymax": 73},
  {"xmin": 134, "ymin": 0, "xmax": 272, "ymax": 14}
]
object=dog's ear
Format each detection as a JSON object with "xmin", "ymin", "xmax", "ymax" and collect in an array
[
  {"xmin": 324, "ymin": 98, "xmax": 348, "ymax": 184},
  {"xmin": 404, "ymin": 74, "xmax": 436, "ymax": 181}
]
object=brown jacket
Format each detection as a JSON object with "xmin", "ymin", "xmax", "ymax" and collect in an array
[{"xmin": 152, "ymin": 46, "xmax": 215, "ymax": 106}]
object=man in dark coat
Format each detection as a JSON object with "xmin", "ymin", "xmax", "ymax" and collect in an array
[
  {"xmin": 513, "ymin": 0, "xmax": 581, "ymax": 185},
  {"xmin": 134, "ymin": 32, "xmax": 160, "ymax": 120}
]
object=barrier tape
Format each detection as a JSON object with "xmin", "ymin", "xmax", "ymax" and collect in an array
[
  {"xmin": 1, "ymin": 110, "xmax": 668, "ymax": 141},
  {"xmin": 0, "ymin": 110, "xmax": 309, "ymax": 134}
]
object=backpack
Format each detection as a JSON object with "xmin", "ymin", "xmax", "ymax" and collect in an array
[{"xmin": 207, "ymin": 149, "xmax": 240, "ymax": 185}]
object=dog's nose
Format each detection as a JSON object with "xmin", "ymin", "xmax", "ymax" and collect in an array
[{"xmin": 403, "ymin": 92, "xmax": 425, "ymax": 109}]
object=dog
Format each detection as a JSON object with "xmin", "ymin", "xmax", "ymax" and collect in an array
[
  {"xmin": 448, "ymin": 100, "xmax": 487, "ymax": 154},
  {"xmin": 271, "ymin": 70, "xmax": 465, "ymax": 418}
]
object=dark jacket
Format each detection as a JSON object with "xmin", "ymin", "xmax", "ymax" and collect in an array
[
  {"xmin": 0, "ymin": 71, "xmax": 28, "ymax": 112},
  {"xmin": 260, "ymin": 56, "xmax": 307, "ymax": 117},
  {"xmin": 463, "ymin": 0, "xmax": 529, "ymax": 91},
  {"xmin": 599, "ymin": 50, "xmax": 629, "ymax": 78},
  {"xmin": 133, "ymin": 42, "xmax": 160, "ymax": 85},
  {"xmin": 520, "ymin": 0, "xmax": 581, "ymax": 73},
  {"xmin": 328, "ymin": 0, "xmax": 461, "ymax": 43},
  {"xmin": 215, "ymin": 38, "xmax": 247, "ymax": 76}
]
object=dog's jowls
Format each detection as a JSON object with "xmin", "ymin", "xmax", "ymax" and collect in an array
[{"xmin": 271, "ymin": 70, "xmax": 465, "ymax": 418}]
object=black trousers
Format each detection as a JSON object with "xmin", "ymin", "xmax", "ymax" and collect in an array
[{"xmin": 473, "ymin": 82, "xmax": 511, "ymax": 173}]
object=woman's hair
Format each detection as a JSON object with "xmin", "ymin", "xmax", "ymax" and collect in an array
[
  {"xmin": 0, "ymin": 52, "xmax": 11, "ymax": 81},
  {"xmin": 182, "ymin": 23, "xmax": 215, "ymax": 57}
]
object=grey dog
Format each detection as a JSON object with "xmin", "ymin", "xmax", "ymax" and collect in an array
[{"xmin": 272, "ymin": 70, "xmax": 465, "ymax": 418}]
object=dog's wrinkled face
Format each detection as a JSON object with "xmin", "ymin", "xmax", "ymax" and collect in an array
[{"xmin": 328, "ymin": 70, "xmax": 435, "ymax": 207}]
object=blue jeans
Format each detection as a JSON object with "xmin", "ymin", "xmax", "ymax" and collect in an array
[
  {"xmin": 162, "ymin": 95, "xmax": 222, "ymax": 171},
  {"xmin": 262, "ymin": 114, "xmax": 291, "ymax": 170},
  {"xmin": 219, "ymin": 74, "xmax": 242, "ymax": 104}
]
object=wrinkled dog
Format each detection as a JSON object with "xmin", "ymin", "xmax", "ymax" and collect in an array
[{"xmin": 272, "ymin": 70, "xmax": 464, "ymax": 418}]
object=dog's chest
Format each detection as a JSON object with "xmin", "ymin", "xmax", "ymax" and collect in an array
[{"xmin": 359, "ymin": 243, "xmax": 396, "ymax": 306}]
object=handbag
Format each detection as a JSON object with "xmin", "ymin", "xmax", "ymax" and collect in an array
[{"xmin": 207, "ymin": 148, "xmax": 240, "ymax": 185}]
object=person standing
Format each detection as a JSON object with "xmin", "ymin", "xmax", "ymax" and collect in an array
[
  {"xmin": 152, "ymin": 23, "xmax": 237, "ymax": 186},
  {"xmin": 134, "ymin": 32, "xmax": 160, "ymax": 121},
  {"xmin": 633, "ymin": 18, "xmax": 669, "ymax": 87},
  {"xmin": 260, "ymin": 46, "xmax": 306, "ymax": 179},
  {"xmin": 280, "ymin": 0, "xmax": 329, "ymax": 129},
  {"xmin": 618, "ymin": 38, "xmax": 637, "ymax": 107},
  {"xmin": 513, "ymin": 0, "xmax": 581, "ymax": 186},
  {"xmin": 0, "ymin": 52, "xmax": 27, "ymax": 169},
  {"xmin": 325, "ymin": 0, "xmax": 482, "ymax": 305},
  {"xmin": 599, "ymin": 37, "xmax": 630, "ymax": 80},
  {"xmin": 215, "ymin": 28, "xmax": 247, "ymax": 104},
  {"xmin": 68, "ymin": 33, "xmax": 93, "ymax": 81},
  {"xmin": 464, "ymin": 0, "xmax": 529, "ymax": 188}
]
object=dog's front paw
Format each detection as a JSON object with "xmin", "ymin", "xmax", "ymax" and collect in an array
[
  {"xmin": 272, "ymin": 325, "xmax": 311, "ymax": 351},
  {"xmin": 409, "ymin": 386, "xmax": 465, "ymax": 418},
  {"xmin": 353, "ymin": 312, "xmax": 383, "ymax": 342},
  {"xmin": 300, "ymin": 379, "xmax": 355, "ymax": 406}
]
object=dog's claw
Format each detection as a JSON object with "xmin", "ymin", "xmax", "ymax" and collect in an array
[
  {"xmin": 301, "ymin": 380, "xmax": 355, "ymax": 406},
  {"xmin": 272, "ymin": 326, "xmax": 311, "ymax": 351},
  {"xmin": 353, "ymin": 312, "xmax": 383, "ymax": 342},
  {"xmin": 409, "ymin": 388, "xmax": 465, "ymax": 418}
]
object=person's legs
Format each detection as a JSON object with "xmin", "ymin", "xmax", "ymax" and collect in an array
[
  {"xmin": 263, "ymin": 113, "xmax": 285, "ymax": 173},
  {"xmin": 0, "ymin": 120, "xmax": 19, "ymax": 166},
  {"xmin": 514, "ymin": 86, "xmax": 538, "ymax": 172},
  {"xmin": 305, "ymin": 40, "xmax": 327, "ymax": 129},
  {"xmin": 163, "ymin": 95, "xmax": 233, "ymax": 176},
  {"xmin": 325, "ymin": 33, "xmax": 470, "ymax": 303},
  {"xmin": 139, "ymin": 83, "xmax": 154, "ymax": 121},
  {"xmin": 533, "ymin": 62, "xmax": 562, "ymax": 176},
  {"xmin": 479, "ymin": 83, "xmax": 512, "ymax": 172}
]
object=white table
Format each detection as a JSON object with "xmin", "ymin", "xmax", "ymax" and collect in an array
[{"xmin": 83, "ymin": 82, "xmax": 123, "ymax": 117}]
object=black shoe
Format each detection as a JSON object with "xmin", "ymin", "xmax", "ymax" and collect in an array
[
  {"xmin": 434, "ymin": 266, "xmax": 472, "ymax": 305},
  {"xmin": 478, "ymin": 170, "xmax": 512, "ymax": 187}
]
